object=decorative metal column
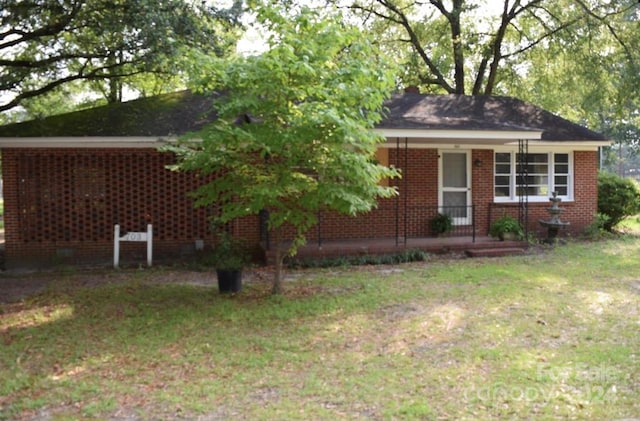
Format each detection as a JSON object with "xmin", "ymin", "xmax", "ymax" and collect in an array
[
  {"xmin": 395, "ymin": 137, "xmax": 400, "ymax": 246},
  {"xmin": 517, "ymin": 139, "xmax": 529, "ymax": 238},
  {"xmin": 403, "ymin": 137, "xmax": 408, "ymax": 246}
]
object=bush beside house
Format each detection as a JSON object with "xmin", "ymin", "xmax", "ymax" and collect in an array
[{"xmin": 597, "ymin": 171, "xmax": 640, "ymax": 231}]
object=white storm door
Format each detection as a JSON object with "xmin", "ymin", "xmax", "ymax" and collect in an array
[{"xmin": 439, "ymin": 150, "xmax": 471, "ymax": 225}]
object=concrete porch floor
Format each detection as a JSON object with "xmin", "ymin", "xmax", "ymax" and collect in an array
[{"xmin": 274, "ymin": 235, "xmax": 528, "ymax": 262}]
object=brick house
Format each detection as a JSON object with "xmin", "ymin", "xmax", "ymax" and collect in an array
[{"xmin": 0, "ymin": 90, "xmax": 609, "ymax": 269}]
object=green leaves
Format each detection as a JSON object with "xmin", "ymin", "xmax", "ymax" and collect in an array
[
  {"xmin": 1, "ymin": 0, "xmax": 243, "ymax": 115},
  {"xmin": 597, "ymin": 171, "xmax": 640, "ymax": 231},
  {"xmin": 171, "ymin": 5, "xmax": 400, "ymax": 291}
]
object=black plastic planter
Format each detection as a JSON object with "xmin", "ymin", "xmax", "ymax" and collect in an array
[{"xmin": 216, "ymin": 269, "xmax": 242, "ymax": 293}]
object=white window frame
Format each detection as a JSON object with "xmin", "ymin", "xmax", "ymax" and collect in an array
[{"xmin": 493, "ymin": 150, "xmax": 573, "ymax": 203}]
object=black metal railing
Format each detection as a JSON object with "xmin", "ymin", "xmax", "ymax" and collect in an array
[
  {"xmin": 405, "ymin": 205, "xmax": 476, "ymax": 241},
  {"xmin": 260, "ymin": 205, "xmax": 477, "ymax": 250}
]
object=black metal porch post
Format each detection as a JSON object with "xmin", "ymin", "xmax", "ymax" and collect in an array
[
  {"xmin": 395, "ymin": 137, "xmax": 400, "ymax": 246},
  {"xmin": 518, "ymin": 139, "xmax": 529, "ymax": 238},
  {"xmin": 404, "ymin": 137, "xmax": 408, "ymax": 245},
  {"xmin": 317, "ymin": 211, "xmax": 322, "ymax": 248},
  {"xmin": 472, "ymin": 204, "xmax": 476, "ymax": 243}
]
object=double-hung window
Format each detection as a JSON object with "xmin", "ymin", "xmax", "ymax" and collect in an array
[{"xmin": 494, "ymin": 152, "xmax": 572, "ymax": 202}]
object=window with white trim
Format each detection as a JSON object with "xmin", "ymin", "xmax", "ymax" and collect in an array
[{"xmin": 494, "ymin": 152, "xmax": 572, "ymax": 202}]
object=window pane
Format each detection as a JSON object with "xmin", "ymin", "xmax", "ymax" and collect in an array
[
  {"xmin": 495, "ymin": 186, "xmax": 510, "ymax": 197},
  {"xmin": 518, "ymin": 185, "xmax": 549, "ymax": 196},
  {"xmin": 525, "ymin": 175, "xmax": 548, "ymax": 185},
  {"xmin": 528, "ymin": 163, "xmax": 549, "ymax": 174},
  {"xmin": 553, "ymin": 154, "xmax": 570, "ymax": 197},
  {"xmin": 536, "ymin": 185, "xmax": 549, "ymax": 196},
  {"xmin": 528, "ymin": 153, "xmax": 548, "ymax": 163},
  {"xmin": 443, "ymin": 192, "xmax": 468, "ymax": 218},
  {"xmin": 443, "ymin": 153, "xmax": 467, "ymax": 188},
  {"xmin": 494, "ymin": 153, "xmax": 512, "ymax": 199},
  {"xmin": 496, "ymin": 164, "xmax": 511, "ymax": 174}
]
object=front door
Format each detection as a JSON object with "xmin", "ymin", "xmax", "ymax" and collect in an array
[{"xmin": 439, "ymin": 150, "xmax": 471, "ymax": 225}]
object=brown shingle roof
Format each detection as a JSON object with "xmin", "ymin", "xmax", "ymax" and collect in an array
[
  {"xmin": 380, "ymin": 93, "xmax": 607, "ymax": 141},
  {"xmin": 0, "ymin": 90, "xmax": 217, "ymax": 137},
  {"xmin": 0, "ymin": 90, "xmax": 606, "ymax": 142}
]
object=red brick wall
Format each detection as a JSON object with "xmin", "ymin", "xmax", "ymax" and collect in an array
[
  {"xmin": 298, "ymin": 148, "xmax": 441, "ymax": 243},
  {"xmin": 1, "ymin": 147, "xmax": 600, "ymax": 268},
  {"xmin": 472, "ymin": 149, "xmax": 495, "ymax": 235},
  {"xmin": 305, "ymin": 148, "xmax": 599, "ymax": 242},
  {"xmin": 2, "ymin": 148, "xmax": 217, "ymax": 268}
]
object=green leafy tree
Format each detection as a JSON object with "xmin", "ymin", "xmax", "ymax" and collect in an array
[
  {"xmin": 338, "ymin": 0, "xmax": 638, "ymax": 96},
  {"xmin": 597, "ymin": 171, "xmax": 640, "ymax": 231},
  {"xmin": 168, "ymin": 5, "xmax": 400, "ymax": 294},
  {"xmin": 503, "ymin": 1, "xmax": 640, "ymax": 153},
  {"xmin": 0, "ymin": 0, "xmax": 242, "ymax": 115}
]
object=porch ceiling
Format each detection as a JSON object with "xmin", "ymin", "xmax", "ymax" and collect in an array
[
  {"xmin": 376, "ymin": 128, "xmax": 610, "ymax": 150},
  {"xmin": 376, "ymin": 127, "xmax": 541, "ymax": 144},
  {"xmin": 375, "ymin": 129, "xmax": 542, "ymax": 147}
]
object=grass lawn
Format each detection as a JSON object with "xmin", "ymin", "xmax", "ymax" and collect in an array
[
  {"xmin": 619, "ymin": 214, "xmax": 640, "ymax": 234},
  {"xmin": 1, "ymin": 238, "xmax": 639, "ymax": 420}
]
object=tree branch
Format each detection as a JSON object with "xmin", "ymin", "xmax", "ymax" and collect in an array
[
  {"xmin": 0, "ymin": 0, "xmax": 84, "ymax": 50},
  {"xmin": 0, "ymin": 61, "xmax": 145, "ymax": 113},
  {"xmin": 0, "ymin": 52, "xmax": 110, "ymax": 69},
  {"xmin": 573, "ymin": 0, "xmax": 638, "ymax": 67},
  {"xmin": 375, "ymin": 0, "xmax": 455, "ymax": 93},
  {"xmin": 482, "ymin": 0, "xmax": 547, "ymax": 95},
  {"xmin": 501, "ymin": 18, "xmax": 579, "ymax": 59}
]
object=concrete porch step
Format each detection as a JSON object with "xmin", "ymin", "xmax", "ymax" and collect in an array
[{"xmin": 464, "ymin": 247, "xmax": 526, "ymax": 258}]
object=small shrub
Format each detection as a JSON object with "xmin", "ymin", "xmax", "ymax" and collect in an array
[
  {"xmin": 401, "ymin": 249, "xmax": 428, "ymax": 262},
  {"xmin": 583, "ymin": 212, "xmax": 614, "ymax": 239},
  {"xmin": 597, "ymin": 171, "xmax": 640, "ymax": 231},
  {"xmin": 206, "ymin": 232, "xmax": 252, "ymax": 270},
  {"xmin": 287, "ymin": 249, "xmax": 428, "ymax": 269},
  {"xmin": 489, "ymin": 215, "xmax": 524, "ymax": 240},
  {"xmin": 431, "ymin": 213, "xmax": 453, "ymax": 235}
]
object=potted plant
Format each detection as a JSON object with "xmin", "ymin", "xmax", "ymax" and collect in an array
[
  {"xmin": 208, "ymin": 232, "xmax": 251, "ymax": 293},
  {"xmin": 431, "ymin": 213, "xmax": 453, "ymax": 236},
  {"xmin": 489, "ymin": 215, "xmax": 524, "ymax": 241}
]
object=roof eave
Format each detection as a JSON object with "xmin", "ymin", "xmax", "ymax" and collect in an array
[
  {"xmin": 375, "ymin": 128, "xmax": 543, "ymax": 143},
  {"xmin": 0, "ymin": 136, "xmax": 178, "ymax": 148},
  {"xmin": 527, "ymin": 139, "xmax": 612, "ymax": 146}
]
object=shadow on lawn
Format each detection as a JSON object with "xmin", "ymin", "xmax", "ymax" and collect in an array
[
  {"xmin": 1, "ymin": 279, "xmax": 289, "ymax": 418},
  {"xmin": 1, "ymin": 273, "xmax": 337, "ymax": 379}
]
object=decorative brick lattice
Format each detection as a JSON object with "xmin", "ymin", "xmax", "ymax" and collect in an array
[{"xmin": 11, "ymin": 148, "xmax": 212, "ymax": 243}]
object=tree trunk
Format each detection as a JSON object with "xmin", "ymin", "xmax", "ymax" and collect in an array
[
  {"xmin": 450, "ymin": 0, "xmax": 465, "ymax": 94},
  {"xmin": 106, "ymin": 50, "xmax": 122, "ymax": 103},
  {"xmin": 483, "ymin": 9, "xmax": 510, "ymax": 96},
  {"xmin": 272, "ymin": 229, "xmax": 283, "ymax": 295}
]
